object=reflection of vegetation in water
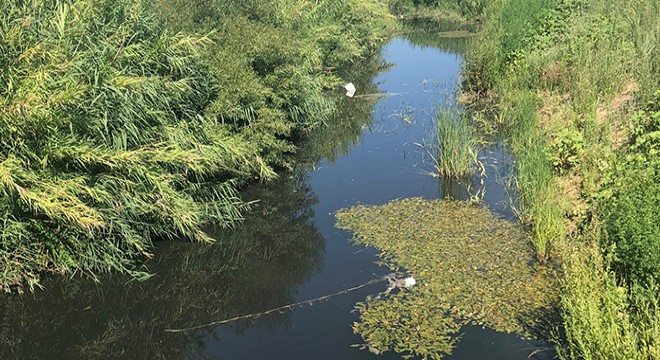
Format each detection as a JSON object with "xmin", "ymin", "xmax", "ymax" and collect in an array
[
  {"xmin": 400, "ymin": 19, "xmax": 476, "ymax": 54},
  {"xmin": 439, "ymin": 175, "xmax": 471, "ymax": 201},
  {"xmin": 0, "ymin": 174, "xmax": 323, "ymax": 359},
  {"xmin": 295, "ymin": 57, "xmax": 391, "ymax": 167},
  {"xmin": 336, "ymin": 198, "xmax": 558, "ymax": 359}
]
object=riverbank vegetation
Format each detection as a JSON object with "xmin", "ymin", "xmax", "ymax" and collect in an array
[
  {"xmin": 0, "ymin": 0, "xmax": 395, "ymax": 292},
  {"xmin": 0, "ymin": 48, "xmax": 388, "ymax": 357},
  {"xmin": 343, "ymin": 0, "xmax": 660, "ymax": 357},
  {"xmin": 459, "ymin": 0, "xmax": 660, "ymax": 357}
]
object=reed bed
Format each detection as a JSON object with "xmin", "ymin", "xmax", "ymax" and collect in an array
[{"xmin": 0, "ymin": 0, "xmax": 395, "ymax": 291}]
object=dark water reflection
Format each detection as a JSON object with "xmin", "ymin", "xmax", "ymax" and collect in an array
[
  {"xmin": 399, "ymin": 19, "xmax": 477, "ymax": 54},
  {"xmin": 0, "ymin": 24, "xmax": 552, "ymax": 360},
  {"xmin": 0, "ymin": 172, "xmax": 326, "ymax": 359}
]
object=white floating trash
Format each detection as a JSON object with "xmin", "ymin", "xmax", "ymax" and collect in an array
[
  {"xmin": 344, "ymin": 82, "xmax": 356, "ymax": 97},
  {"xmin": 403, "ymin": 277, "xmax": 416, "ymax": 288}
]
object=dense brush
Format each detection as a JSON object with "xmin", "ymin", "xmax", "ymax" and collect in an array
[{"xmin": 0, "ymin": 0, "xmax": 395, "ymax": 291}]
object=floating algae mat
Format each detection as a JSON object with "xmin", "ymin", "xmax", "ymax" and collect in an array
[{"xmin": 336, "ymin": 198, "xmax": 558, "ymax": 359}]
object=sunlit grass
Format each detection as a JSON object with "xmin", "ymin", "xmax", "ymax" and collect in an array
[
  {"xmin": 430, "ymin": 107, "xmax": 480, "ymax": 179},
  {"xmin": 0, "ymin": 0, "xmax": 395, "ymax": 291},
  {"xmin": 460, "ymin": 0, "xmax": 660, "ymax": 356}
]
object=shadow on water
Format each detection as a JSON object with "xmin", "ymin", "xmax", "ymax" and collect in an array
[{"xmin": 0, "ymin": 23, "xmax": 554, "ymax": 360}]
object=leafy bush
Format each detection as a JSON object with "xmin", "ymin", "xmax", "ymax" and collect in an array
[
  {"xmin": 602, "ymin": 92, "xmax": 660, "ymax": 289},
  {"xmin": 602, "ymin": 169, "xmax": 660, "ymax": 289},
  {"xmin": 629, "ymin": 91, "xmax": 660, "ymax": 158},
  {"xmin": 550, "ymin": 128, "xmax": 584, "ymax": 173},
  {"xmin": 557, "ymin": 242, "xmax": 654, "ymax": 360}
]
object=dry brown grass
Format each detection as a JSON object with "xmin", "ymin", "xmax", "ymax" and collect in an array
[
  {"xmin": 596, "ymin": 81, "xmax": 639, "ymax": 149},
  {"xmin": 537, "ymin": 92, "xmax": 573, "ymax": 138},
  {"xmin": 555, "ymin": 175, "xmax": 587, "ymax": 235}
]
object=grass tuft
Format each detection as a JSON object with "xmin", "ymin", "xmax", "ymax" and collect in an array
[{"xmin": 431, "ymin": 107, "xmax": 480, "ymax": 179}]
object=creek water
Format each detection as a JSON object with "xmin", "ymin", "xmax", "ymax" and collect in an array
[{"xmin": 0, "ymin": 29, "xmax": 553, "ymax": 360}]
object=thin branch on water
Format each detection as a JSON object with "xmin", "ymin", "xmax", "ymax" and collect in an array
[{"xmin": 164, "ymin": 274, "xmax": 401, "ymax": 333}]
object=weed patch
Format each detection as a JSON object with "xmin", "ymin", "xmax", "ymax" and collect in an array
[{"xmin": 336, "ymin": 198, "xmax": 558, "ymax": 359}]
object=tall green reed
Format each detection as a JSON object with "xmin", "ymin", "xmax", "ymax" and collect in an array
[
  {"xmin": 431, "ymin": 107, "xmax": 480, "ymax": 179},
  {"xmin": 0, "ymin": 0, "xmax": 276, "ymax": 291},
  {"xmin": 499, "ymin": 90, "xmax": 561, "ymax": 263},
  {"xmin": 0, "ymin": 0, "xmax": 395, "ymax": 291}
]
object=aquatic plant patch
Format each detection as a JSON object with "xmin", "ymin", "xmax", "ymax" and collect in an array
[
  {"xmin": 336, "ymin": 198, "xmax": 558, "ymax": 359},
  {"xmin": 431, "ymin": 107, "xmax": 480, "ymax": 179}
]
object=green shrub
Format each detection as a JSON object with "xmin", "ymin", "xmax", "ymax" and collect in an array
[
  {"xmin": 602, "ymin": 92, "xmax": 660, "ymax": 289},
  {"xmin": 629, "ymin": 91, "xmax": 660, "ymax": 158},
  {"xmin": 550, "ymin": 128, "xmax": 584, "ymax": 173},
  {"xmin": 603, "ymin": 170, "xmax": 660, "ymax": 289},
  {"xmin": 557, "ymin": 242, "xmax": 651, "ymax": 360}
]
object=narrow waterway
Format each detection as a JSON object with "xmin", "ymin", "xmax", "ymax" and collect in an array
[{"xmin": 0, "ymin": 29, "xmax": 552, "ymax": 360}]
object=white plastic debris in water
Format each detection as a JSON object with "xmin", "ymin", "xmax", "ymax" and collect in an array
[
  {"xmin": 344, "ymin": 82, "xmax": 356, "ymax": 97},
  {"xmin": 403, "ymin": 277, "xmax": 416, "ymax": 288}
]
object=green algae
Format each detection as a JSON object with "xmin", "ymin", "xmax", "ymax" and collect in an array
[{"xmin": 336, "ymin": 198, "xmax": 558, "ymax": 359}]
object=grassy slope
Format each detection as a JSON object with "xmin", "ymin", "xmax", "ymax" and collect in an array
[
  {"xmin": 461, "ymin": 0, "xmax": 660, "ymax": 357},
  {"xmin": 0, "ymin": 0, "xmax": 395, "ymax": 291}
]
